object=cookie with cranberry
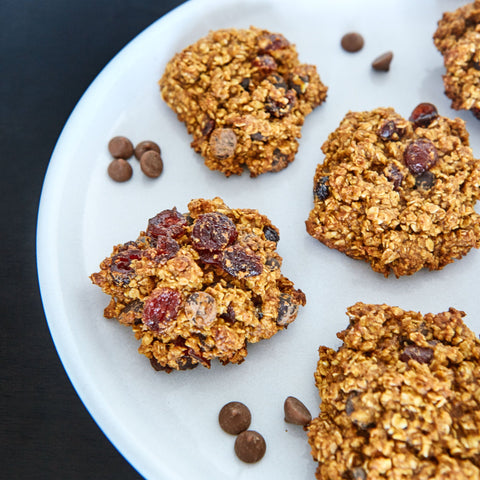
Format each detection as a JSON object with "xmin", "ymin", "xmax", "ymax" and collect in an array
[
  {"xmin": 159, "ymin": 27, "xmax": 327, "ymax": 177},
  {"xmin": 308, "ymin": 302, "xmax": 480, "ymax": 480},
  {"xmin": 90, "ymin": 197, "xmax": 305, "ymax": 372},
  {"xmin": 305, "ymin": 104, "xmax": 480, "ymax": 277},
  {"xmin": 434, "ymin": 1, "xmax": 480, "ymax": 119}
]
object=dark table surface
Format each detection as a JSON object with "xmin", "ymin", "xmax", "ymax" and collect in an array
[{"xmin": 2, "ymin": 1, "xmax": 186, "ymax": 478}]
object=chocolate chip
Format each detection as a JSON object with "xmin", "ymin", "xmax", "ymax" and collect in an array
[
  {"xmin": 284, "ymin": 396, "xmax": 312, "ymax": 426},
  {"xmin": 234, "ymin": 430, "xmax": 266, "ymax": 463},
  {"xmin": 108, "ymin": 136, "xmax": 134, "ymax": 159},
  {"xmin": 140, "ymin": 150, "xmax": 163, "ymax": 178},
  {"xmin": 372, "ymin": 51, "xmax": 393, "ymax": 71},
  {"xmin": 107, "ymin": 158, "xmax": 132, "ymax": 182},
  {"xmin": 134, "ymin": 140, "xmax": 161, "ymax": 161},
  {"xmin": 209, "ymin": 128, "xmax": 237, "ymax": 160},
  {"xmin": 341, "ymin": 32, "xmax": 364, "ymax": 52},
  {"xmin": 276, "ymin": 293, "xmax": 299, "ymax": 326},
  {"xmin": 415, "ymin": 171, "xmax": 436, "ymax": 190},
  {"xmin": 219, "ymin": 401, "xmax": 251, "ymax": 435}
]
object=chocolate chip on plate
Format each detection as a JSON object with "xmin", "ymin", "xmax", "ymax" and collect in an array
[
  {"xmin": 134, "ymin": 140, "xmax": 161, "ymax": 161},
  {"xmin": 234, "ymin": 430, "xmax": 266, "ymax": 463},
  {"xmin": 108, "ymin": 136, "xmax": 134, "ymax": 159},
  {"xmin": 372, "ymin": 51, "xmax": 393, "ymax": 71},
  {"xmin": 341, "ymin": 32, "xmax": 364, "ymax": 52},
  {"xmin": 284, "ymin": 396, "xmax": 312, "ymax": 426},
  {"xmin": 218, "ymin": 401, "xmax": 251, "ymax": 435},
  {"xmin": 140, "ymin": 150, "xmax": 163, "ymax": 178},
  {"xmin": 107, "ymin": 158, "xmax": 132, "ymax": 182}
]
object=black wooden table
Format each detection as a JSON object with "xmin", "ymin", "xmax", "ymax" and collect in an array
[{"xmin": 2, "ymin": 1, "xmax": 185, "ymax": 478}]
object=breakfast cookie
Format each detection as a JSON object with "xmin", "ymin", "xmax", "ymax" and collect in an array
[
  {"xmin": 90, "ymin": 197, "xmax": 306, "ymax": 372},
  {"xmin": 305, "ymin": 104, "xmax": 480, "ymax": 277},
  {"xmin": 159, "ymin": 27, "xmax": 327, "ymax": 177},
  {"xmin": 308, "ymin": 302, "xmax": 480, "ymax": 480},
  {"xmin": 434, "ymin": 1, "xmax": 480, "ymax": 119}
]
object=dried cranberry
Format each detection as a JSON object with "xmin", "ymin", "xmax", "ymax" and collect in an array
[
  {"xmin": 220, "ymin": 245, "xmax": 263, "ymax": 277},
  {"xmin": 378, "ymin": 120, "xmax": 405, "ymax": 141},
  {"xmin": 143, "ymin": 287, "xmax": 181, "ymax": 333},
  {"xmin": 147, "ymin": 208, "xmax": 187, "ymax": 239},
  {"xmin": 155, "ymin": 235, "xmax": 179, "ymax": 261},
  {"xmin": 111, "ymin": 249, "xmax": 143, "ymax": 274},
  {"xmin": 259, "ymin": 33, "xmax": 290, "ymax": 53},
  {"xmin": 252, "ymin": 54, "xmax": 278, "ymax": 74},
  {"xmin": 202, "ymin": 117, "xmax": 215, "ymax": 137},
  {"xmin": 263, "ymin": 225, "xmax": 279, "ymax": 242},
  {"xmin": 403, "ymin": 139, "xmax": 438, "ymax": 175},
  {"xmin": 192, "ymin": 213, "xmax": 238, "ymax": 252},
  {"xmin": 400, "ymin": 344, "xmax": 434, "ymax": 364},
  {"xmin": 385, "ymin": 164, "xmax": 403, "ymax": 190},
  {"xmin": 265, "ymin": 90, "xmax": 296, "ymax": 118},
  {"xmin": 409, "ymin": 103, "xmax": 439, "ymax": 128},
  {"xmin": 314, "ymin": 176, "xmax": 330, "ymax": 201},
  {"xmin": 414, "ymin": 171, "xmax": 436, "ymax": 190}
]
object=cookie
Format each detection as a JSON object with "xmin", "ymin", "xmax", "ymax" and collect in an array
[
  {"xmin": 308, "ymin": 302, "xmax": 480, "ymax": 480},
  {"xmin": 159, "ymin": 27, "xmax": 327, "ymax": 177},
  {"xmin": 305, "ymin": 105, "xmax": 480, "ymax": 277},
  {"xmin": 434, "ymin": 1, "xmax": 480, "ymax": 119},
  {"xmin": 90, "ymin": 197, "xmax": 306, "ymax": 372}
]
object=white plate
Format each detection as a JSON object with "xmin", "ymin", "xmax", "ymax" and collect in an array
[{"xmin": 37, "ymin": 0, "xmax": 480, "ymax": 479}]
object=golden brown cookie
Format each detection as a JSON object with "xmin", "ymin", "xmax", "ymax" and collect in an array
[
  {"xmin": 90, "ymin": 197, "xmax": 305, "ymax": 372},
  {"xmin": 305, "ymin": 104, "xmax": 480, "ymax": 277},
  {"xmin": 434, "ymin": 1, "xmax": 480, "ymax": 119},
  {"xmin": 308, "ymin": 302, "xmax": 480, "ymax": 480},
  {"xmin": 159, "ymin": 27, "xmax": 327, "ymax": 177}
]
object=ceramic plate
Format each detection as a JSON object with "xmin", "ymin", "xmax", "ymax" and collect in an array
[{"xmin": 37, "ymin": 0, "xmax": 480, "ymax": 478}]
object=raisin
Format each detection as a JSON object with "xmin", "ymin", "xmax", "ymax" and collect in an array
[
  {"xmin": 147, "ymin": 208, "xmax": 187, "ymax": 239},
  {"xmin": 240, "ymin": 78, "xmax": 251, "ymax": 91},
  {"xmin": 265, "ymin": 256, "xmax": 281, "ymax": 271},
  {"xmin": 220, "ymin": 303, "xmax": 236, "ymax": 324},
  {"xmin": 252, "ymin": 54, "xmax": 278, "ymax": 74},
  {"xmin": 288, "ymin": 74, "xmax": 309, "ymax": 95},
  {"xmin": 150, "ymin": 357, "xmax": 170, "ymax": 372},
  {"xmin": 155, "ymin": 235, "xmax": 179, "ymax": 261},
  {"xmin": 471, "ymin": 107, "xmax": 480, "ymax": 120},
  {"xmin": 385, "ymin": 164, "xmax": 403, "ymax": 190},
  {"xmin": 209, "ymin": 128, "xmax": 237, "ymax": 160},
  {"xmin": 415, "ymin": 171, "xmax": 436, "ymax": 190},
  {"xmin": 271, "ymin": 148, "xmax": 289, "ymax": 171},
  {"xmin": 267, "ymin": 73, "xmax": 288, "ymax": 90},
  {"xmin": 192, "ymin": 212, "xmax": 238, "ymax": 252},
  {"xmin": 263, "ymin": 225, "xmax": 279, "ymax": 242},
  {"xmin": 409, "ymin": 102, "xmax": 439, "ymax": 128},
  {"xmin": 143, "ymin": 287, "xmax": 181, "ymax": 333},
  {"xmin": 250, "ymin": 132, "xmax": 267, "ymax": 142},
  {"xmin": 220, "ymin": 245, "xmax": 263, "ymax": 277},
  {"xmin": 403, "ymin": 139, "xmax": 438, "ymax": 175},
  {"xmin": 314, "ymin": 176, "xmax": 330, "ymax": 201},
  {"xmin": 276, "ymin": 293, "xmax": 299, "ymax": 326},
  {"xmin": 378, "ymin": 120, "xmax": 405, "ymax": 141},
  {"xmin": 184, "ymin": 291, "xmax": 217, "ymax": 327},
  {"xmin": 201, "ymin": 117, "xmax": 215, "ymax": 137},
  {"xmin": 259, "ymin": 32, "xmax": 290, "ymax": 53},
  {"xmin": 400, "ymin": 344, "xmax": 434, "ymax": 364},
  {"xmin": 265, "ymin": 90, "xmax": 296, "ymax": 118}
]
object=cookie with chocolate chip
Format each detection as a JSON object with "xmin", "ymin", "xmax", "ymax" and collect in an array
[
  {"xmin": 434, "ymin": 1, "xmax": 480, "ymax": 119},
  {"xmin": 90, "ymin": 197, "xmax": 305, "ymax": 372},
  {"xmin": 159, "ymin": 27, "xmax": 327, "ymax": 177},
  {"xmin": 308, "ymin": 302, "xmax": 480, "ymax": 480},
  {"xmin": 305, "ymin": 105, "xmax": 480, "ymax": 277}
]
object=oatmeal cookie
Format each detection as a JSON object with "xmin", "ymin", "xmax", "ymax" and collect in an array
[
  {"xmin": 159, "ymin": 27, "xmax": 327, "ymax": 177},
  {"xmin": 434, "ymin": 1, "xmax": 480, "ymax": 119},
  {"xmin": 308, "ymin": 302, "xmax": 480, "ymax": 480},
  {"xmin": 90, "ymin": 197, "xmax": 306, "ymax": 372},
  {"xmin": 305, "ymin": 104, "xmax": 480, "ymax": 277}
]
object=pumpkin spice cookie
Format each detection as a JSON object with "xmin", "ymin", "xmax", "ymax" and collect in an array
[
  {"xmin": 159, "ymin": 27, "xmax": 327, "ymax": 177},
  {"xmin": 308, "ymin": 302, "xmax": 480, "ymax": 480},
  {"xmin": 90, "ymin": 197, "xmax": 306, "ymax": 372},
  {"xmin": 434, "ymin": 1, "xmax": 480, "ymax": 119},
  {"xmin": 305, "ymin": 104, "xmax": 480, "ymax": 277}
]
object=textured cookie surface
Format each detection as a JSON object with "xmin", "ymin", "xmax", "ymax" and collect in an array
[
  {"xmin": 434, "ymin": 1, "xmax": 480, "ymax": 119},
  {"xmin": 159, "ymin": 27, "xmax": 327, "ymax": 177},
  {"xmin": 308, "ymin": 302, "xmax": 480, "ymax": 480},
  {"xmin": 90, "ymin": 197, "xmax": 305, "ymax": 372},
  {"xmin": 305, "ymin": 105, "xmax": 480, "ymax": 277}
]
